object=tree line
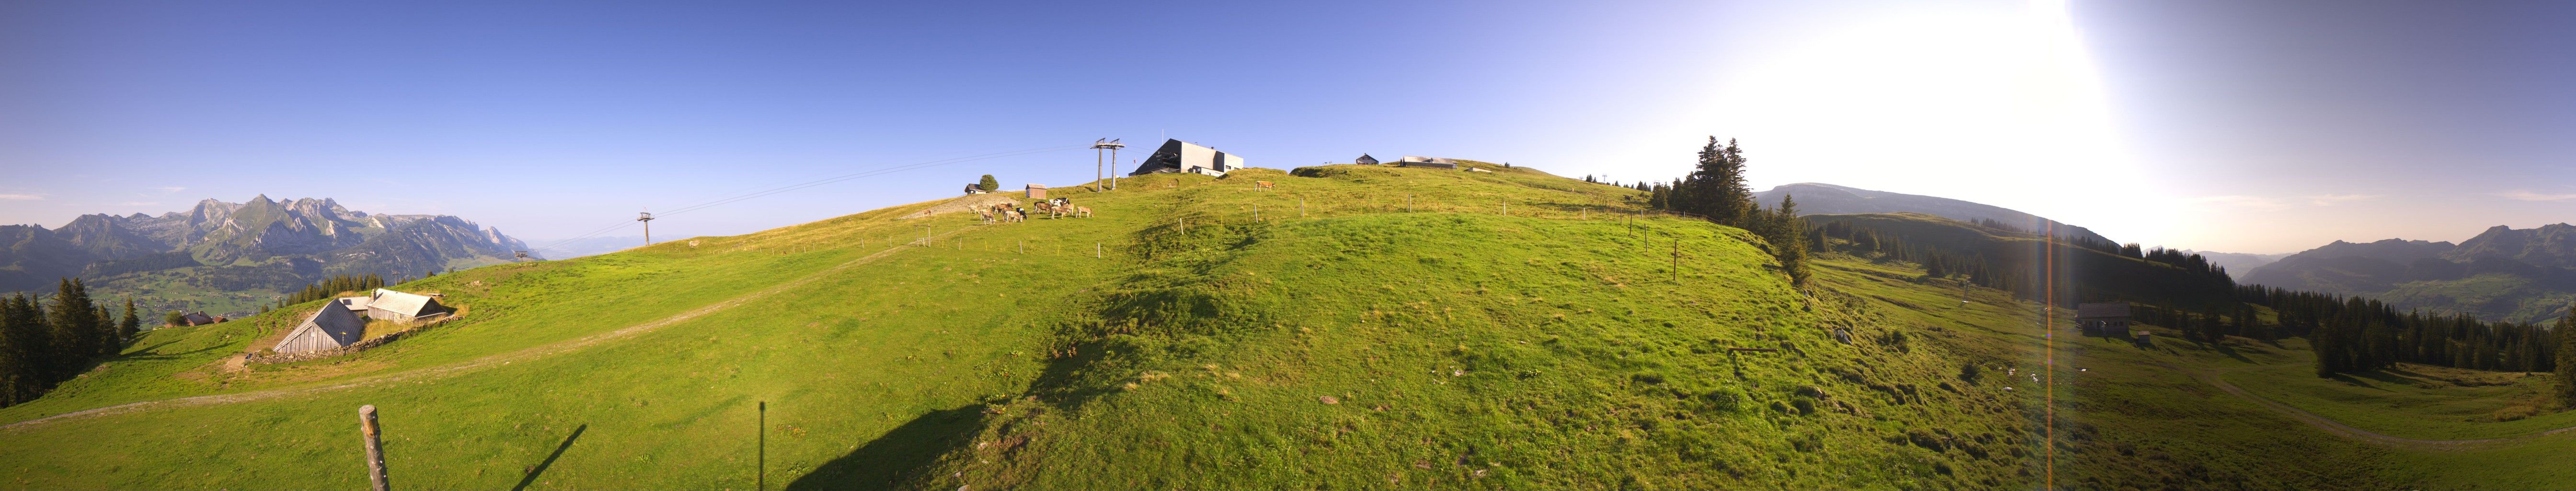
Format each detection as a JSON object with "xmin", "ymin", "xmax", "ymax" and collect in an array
[
  {"xmin": 1626, "ymin": 138, "xmax": 1811, "ymax": 285},
  {"xmin": 267, "ymin": 273, "xmax": 386, "ymax": 312},
  {"xmin": 0, "ymin": 279, "xmax": 140, "ymax": 408},
  {"xmin": 2221, "ymin": 285, "xmax": 2568, "ymax": 377}
]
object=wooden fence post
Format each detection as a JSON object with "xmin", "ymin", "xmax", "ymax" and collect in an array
[
  {"xmin": 1095, "ymin": 243, "xmax": 1101, "ymax": 258},
  {"xmin": 1300, "ymin": 199, "xmax": 1306, "ymax": 218},
  {"xmin": 758, "ymin": 401, "xmax": 766, "ymax": 491},
  {"xmin": 359, "ymin": 405, "xmax": 390, "ymax": 491}
]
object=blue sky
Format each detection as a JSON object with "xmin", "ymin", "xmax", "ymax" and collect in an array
[{"xmin": 3, "ymin": 0, "xmax": 2570, "ymax": 254}]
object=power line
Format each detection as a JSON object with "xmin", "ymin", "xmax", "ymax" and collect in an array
[{"xmin": 527, "ymin": 143, "xmax": 1085, "ymax": 254}]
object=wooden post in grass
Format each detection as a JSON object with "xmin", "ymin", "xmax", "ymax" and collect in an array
[
  {"xmin": 1300, "ymin": 199, "xmax": 1305, "ymax": 218},
  {"xmin": 1095, "ymin": 243, "xmax": 1102, "ymax": 258},
  {"xmin": 758, "ymin": 401, "xmax": 766, "ymax": 491},
  {"xmin": 359, "ymin": 405, "xmax": 390, "ymax": 491},
  {"xmin": 1254, "ymin": 205, "xmax": 1260, "ymax": 222},
  {"xmin": 1672, "ymin": 237, "xmax": 1681, "ymax": 282}
]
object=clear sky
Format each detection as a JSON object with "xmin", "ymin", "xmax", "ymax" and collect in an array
[{"xmin": 3, "ymin": 0, "xmax": 2569, "ymax": 255}]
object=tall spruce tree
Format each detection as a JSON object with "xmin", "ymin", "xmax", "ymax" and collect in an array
[
  {"xmin": 2554, "ymin": 308, "xmax": 2576, "ymax": 407},
  {"xmin": 118, "ymin": 299, "xmax": 140, "ymax": 346},
  {"xmin": 1770, "ymin": 194, "xmax": 1810, "ymax": 286},
  {"xmin": 92, "ymin": 305, "xmax": 114, "ymax": 357},
  {"xmin": 46, "ymin": 279, "xmax": 99, "ymax": 378},
  {"xmin": 1688, "ymin": 137, "xmax": 1754, "ymax": 226},
  {"xmin": 0, "ymin": 294, "xmax": 39, "ymax": 405}
]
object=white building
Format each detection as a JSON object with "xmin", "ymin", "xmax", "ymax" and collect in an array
[{"xmin": 1128, "ymin": 139, "xmax": 1244, "ymax": 177}]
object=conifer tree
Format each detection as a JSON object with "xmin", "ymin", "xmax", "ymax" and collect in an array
[
  {"xmin": 118, "ymin": 299, "xmax": 140, "ymax": 345},
  {"xmin": 1769, "ymin": 195, "xmax": 1810, "ymax": 286},
  {"xmin": 0, "ymin": 294, "xmax": 39, "ymax": 405},
  {"xmin": 2554, "ymin": 308, "xmax": 2576, "ymax": 407},
  {"xmin": 2314, "ymin": 318, "xmax": 2344, "ymax": 377},
  {"xmin": 92, "ymin": 305, "xmax": 115, "ymax": 357},
  {"xmin": 46, "ymin": 279, "xmax": 99, "ymax": 377}
]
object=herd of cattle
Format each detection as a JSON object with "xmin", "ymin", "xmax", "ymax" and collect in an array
[{"xmin": 979, "ymin": 197, "xmax": 1091, "ymax": 224}]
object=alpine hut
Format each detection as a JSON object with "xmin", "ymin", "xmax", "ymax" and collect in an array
[
  {"xmin": 963, "ymin": 184, "xmax": 989, "ymax": 195},
  {"xmin": 1128, "ymin": 139, "xmax": 1244, "ymax": 177},
  {"xmin": 360, "ymin": 288, "xmax": 448, "ymax": 322},
  {"xmin": 1354, "ymin": 154, "xmax": 1380, "ymax": 165},
  {"xmin": 179, "ymin": 312, "xmax": 217, "ymax": 326},
  {"xmin": 2075, "ymin": 303, "xmax": 2133, "ymax": 337},
  {"xmin": 275, "ymin": 300, "xmax": 366, "ymax": 353}
]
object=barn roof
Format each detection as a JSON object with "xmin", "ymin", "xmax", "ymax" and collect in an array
[
  {"xmin": 339, "ymin": 297, "xmax": 371, "ymax": 310},
  {"xmin": 278, "ymin": 300, "xmax": 366, "ymax": 352},
  {"xmin": 2075, "ymin": 303, "xmax": 2132, "ymax": 319},
  {"xmin": 368, "ymin": 289, "xmax": 438, "ymax": 317}
]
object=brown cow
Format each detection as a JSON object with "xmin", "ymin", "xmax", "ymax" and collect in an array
[
  {"xmin": 1075, "ymin": 206, "xmax": 1092, "ymax": 218},
  {"xmin": 1256, "ymin": 181, "xmax": 1275, "ymax": 190}
]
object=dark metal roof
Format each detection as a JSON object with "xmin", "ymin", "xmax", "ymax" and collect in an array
[{"xmin": 2075, "ymin": 302, "xmax": 2132, "ymax": 319}]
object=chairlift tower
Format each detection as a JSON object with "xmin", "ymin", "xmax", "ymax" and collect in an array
[
  {"xmin": 1092, "ymin": 138, "xmax": 1125, "ymax": 192},
  {"xmin": 637, "ymin": 210, "xmax": 655, "ymax": 246}
]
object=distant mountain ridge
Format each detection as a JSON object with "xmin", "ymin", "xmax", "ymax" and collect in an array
[
  {"xmin": 2242, "ymin": 224, "xmax": 2576, "ymax": 323},
  {"xmin": 1753, "ymin": 182, "xmax": 2114, "ymax": 245},
  {"xmin": 0, "ymin": 196, "xmax": 535, "ymax": 315},
  {"xmin": 2177, "ymin": 250, "xmax": 2292, "ymax": 280}
]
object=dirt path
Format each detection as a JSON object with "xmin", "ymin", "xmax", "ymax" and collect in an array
[
  {"xmin": 2189, "ymin": 365, "xmax": 2576, "ymax": 448},
  {"xmin": 1, "ymin": 224, "xmax": 986, "ymax": 433}
]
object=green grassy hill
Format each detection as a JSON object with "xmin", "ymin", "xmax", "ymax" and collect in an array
[{"xmin": 0, "ymin": 162, "xmax": 2567, "ymax": 489}]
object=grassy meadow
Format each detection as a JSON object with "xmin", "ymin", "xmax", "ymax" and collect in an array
[{"xmin": 0, "ymin": 162, "xmax": 2570, "ymax": 489}]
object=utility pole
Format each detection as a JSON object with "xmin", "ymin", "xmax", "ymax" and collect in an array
[
  {"xmin": 1092, "ymin": 139, "xmax": 1125, "ymax": 192},
  {"xmin": 637, "ymin": 210, "xmax": 655, "ymax": 246}
]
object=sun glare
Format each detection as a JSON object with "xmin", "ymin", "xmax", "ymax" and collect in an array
[{"xmin": 1704, "ymin": 0, "xmax": 2170, "ymax": 244}]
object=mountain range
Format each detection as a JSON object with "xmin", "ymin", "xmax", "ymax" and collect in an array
[
  {"xmin": 1754, "ymin": 182, "xmax": 2115, "ymax": 245},
  {"xmin": 2242, "ymin": 223, "xmax": 2576, "ymax": 324},
  {"xmin": 0, "ymin": 195, "xmax": 534, "ymax": 316}
]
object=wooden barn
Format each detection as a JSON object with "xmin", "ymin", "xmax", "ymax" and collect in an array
[
  {"xmin": 1025, "ymin": 184, "xmax": 1049, "ymax": 199},
  {"xmin": 275, "ymin": 300, "xmax": 366, "ymax": 353},
  {"xmin": 2075, "ymin": 303, "xmax": 2133, "ymax": 337},
  {"xmin": 180, "ymin": 312, "xmax": 218, "ymax": 326},
  {"xmin": 360, "ymin": 288, "xmax": 448, "ymax": 322},
  {"xmin": 1354, "ymin": 154, "xmax": 1380, "ymax": 165}
]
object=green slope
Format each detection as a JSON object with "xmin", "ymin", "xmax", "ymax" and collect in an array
[{"xmin": 0, "ymin": 162, "xmax": 2562, "ymax": 489}]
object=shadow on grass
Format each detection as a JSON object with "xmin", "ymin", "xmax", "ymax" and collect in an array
[
  {"xmin": 511, "ymin": 424, "xmax": 585, "ymax": 491},
  {"xmin": 784, "ymin": 405, "xmax": 985, "ymax": 491}
]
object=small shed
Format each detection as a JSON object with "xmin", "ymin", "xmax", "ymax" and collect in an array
[
  {"xmin": 275, "ymin": 301, "xmax": 366, "ymax": 353},
  {"xmin": 963, "ymin": 184, "xmax": 989, "ymax": 195},
  {"xmin": 1025, "ymin": 184, "xmax": 1049, "ymax": 199},
  {"xmin": 1398, "ymin": 156, "xmax": 1459, "ymax": 169},
  {"xmin": 181, "ymin": 312, "xmax": 217, "ymax": 326},
  {"xmin": 362, "ymin": 288, "xmax": 448, "ymax": 322},
  {"xmin": 2075, "ymin": 302, "xmax": 2132, "ymax": 337},
  {"xmin": 1354, "ymin": 154, "xmax": 1380, "ymax": 165}
]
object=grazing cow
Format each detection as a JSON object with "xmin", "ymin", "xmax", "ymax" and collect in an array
[
  {"xmin": 1256, "ymin": 181, "xmax": 1275, "ymax": 190},
  {"xmin": 1075, "ymin": 206, "xmax": 1092, "ymax": 218},
  {"xmin": 979, "ymin": 209, "xmax": 995, "ymax": 224},
  {"xmin": 1005, "ymin": 210, "xmax": 1024, "ymax": 222}
]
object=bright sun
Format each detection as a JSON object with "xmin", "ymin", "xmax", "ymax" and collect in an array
[{"xmin": 1699, "ymin": 0, "xmax": 2172, "ymax": 245}]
